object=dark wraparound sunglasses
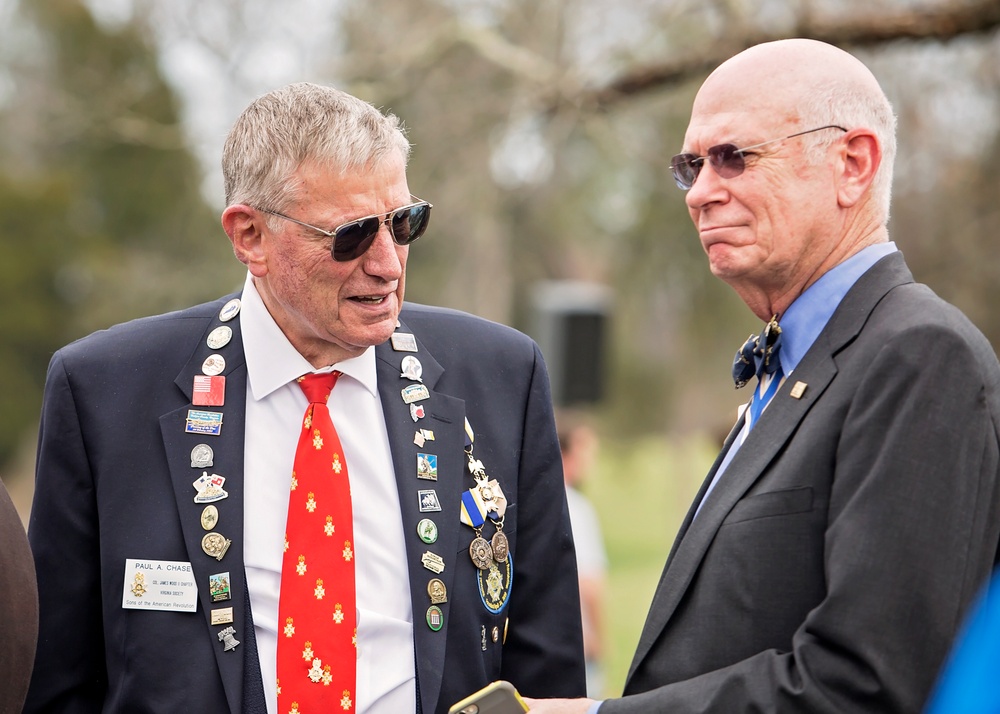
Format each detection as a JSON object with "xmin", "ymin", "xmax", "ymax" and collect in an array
[
  {"xmin": 670, "ymin": 125, "xmax": 847, "ymax": 190},
  {"xmin": 259, "ymin": 197, "xmax": 432, "ymax": 261}
]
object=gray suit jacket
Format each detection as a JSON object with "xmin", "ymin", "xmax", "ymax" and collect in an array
[
  {"xmin": 605, "ymin": 252, "xmax": 1000, "ymax": 713},
  {"xmin": 25, "ymin": 297, "xmax": 585, "ymax": 713}
]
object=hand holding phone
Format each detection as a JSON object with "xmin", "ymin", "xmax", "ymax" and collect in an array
[{"xmin": 448, "ymin": 680, "xmax": 529, "ymax": 714}]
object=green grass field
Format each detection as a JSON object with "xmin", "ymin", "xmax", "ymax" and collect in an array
[{"xmin": 580, "ymin": 433, "xmax": 718, "ymax": 697}]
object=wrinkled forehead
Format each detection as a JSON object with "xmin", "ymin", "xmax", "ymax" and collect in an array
[{"xmin": 682, "ymin": 67, "xmax": 801, "ymax": 153}]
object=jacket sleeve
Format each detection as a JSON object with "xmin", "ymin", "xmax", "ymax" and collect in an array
[
  {"xmin": 24, "ymin": 351, "xmax": 109, "ymax": 712},
  {"xmin": 499, "ymin": 342, "xmax": 587, "ymax": 698}
]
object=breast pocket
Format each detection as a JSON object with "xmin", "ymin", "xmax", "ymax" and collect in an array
[{"xmin": 723, "ymin": 486, "xmax": 814, "ymax": 526}]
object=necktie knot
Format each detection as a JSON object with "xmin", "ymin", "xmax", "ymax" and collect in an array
[
  {"xmin": 732, "ymin": 316, "xmax": 783, "ymax": 388},
  {"xmin": 297, "ymin": 371, "xmax": 340, "ymax": 404}
]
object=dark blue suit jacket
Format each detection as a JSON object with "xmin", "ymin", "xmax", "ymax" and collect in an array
[{"xmin": 26, "ymin": 295, "xmax": 585, "ymax": 713}]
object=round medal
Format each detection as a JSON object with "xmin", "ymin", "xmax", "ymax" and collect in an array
[
  {"xmin": 200, "ymin": 504, "xmax": 219, "ymax": 531},
  {"xmin": 202, "ymin": 354, "xmax": 226, "ymax": 376},
  {"xmin": 219, "ymin": 298, "xmax": 241, "ymax": 322},
  {"xmin": 206, "ymin": 325, "xmax": 233, "ymax": 350},
  {"xmin": 416, "ymin": 518, "xmax": 438, "ymax": 544},
  {"xmin": 469, "ymin": 536, "xmax": 494, "ymax": 570},
  {"xmin": 201, "ymin": 532, "xmax": 232, "ymax": 561},
  {"xmin": 190, "ymin": 444, "xmax": 214, "ymax": 468},
  {"xmin": 426, "ymin": 605, "xmax": 444, "ymax": 631}
]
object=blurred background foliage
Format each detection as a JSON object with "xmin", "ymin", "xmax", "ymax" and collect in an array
[{"xmin": 2, "ymin": 0, "xmax": 999, "ymax": 696}]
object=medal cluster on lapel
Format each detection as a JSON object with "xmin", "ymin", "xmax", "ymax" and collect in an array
[
  {"xmin": 460, "ymin": 418, "xmax": 513, "ymax": 618},
  {"xmin": 185, "ymin": 298, "xmax": 241, "ymax": 650},
  {"xmin": 392, "ymin": 329, "xmax": 448, "ymax": 632}
]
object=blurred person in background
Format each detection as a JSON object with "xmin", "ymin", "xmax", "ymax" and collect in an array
[
  {"xmin": 25, "ymin": 82, "xmax": 584, "ymax": 714},
  {"xmin": 528, "ymin": 37, "xmax": 1000, "ymax": 714},
  {"xmin": 0, "ymin": 478, "xmax": 36, "ymax": 713},
  {"xmin": 559, "ymin": 416, "xmax": 608, "ymax": 699}
]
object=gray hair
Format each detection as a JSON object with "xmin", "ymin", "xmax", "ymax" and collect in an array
[
  {"xmin": 222, "ymin": 82, "xmax": 411, "ymax": 210},
  {"xmin": 796, "ymin": 78, "xmax": 897, "ymax": 224}
]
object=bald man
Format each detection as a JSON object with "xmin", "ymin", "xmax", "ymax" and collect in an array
[{"xmin": 528, "ymin": 39, "xmax": 1000, "ymax": 713}]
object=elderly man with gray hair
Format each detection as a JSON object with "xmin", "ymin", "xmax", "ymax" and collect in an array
[{"xmin": 26, "ymin": 82, "xmax": 585, "ymax": 714}]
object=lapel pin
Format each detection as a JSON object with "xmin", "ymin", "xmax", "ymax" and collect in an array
[
  {"xmin": 201, "ymin": 354, "xmax": 226, "ymax": 376},
  {"xmin": 209, "ymin": 572, "xmax": 232, "ymax": 602},
  {"xmin": 417, "ymin": 453, "xmax": 438, "ymax": 481},
  {"xmin": 219, "ymin": 298, "xmax": 241, "ymax": 322},
  {"xmin": 402, "ymin": 384, "xmax": 430, "ymax": 404},
  {"xmin": 217, "ymin": 626, "xmax": 240, "ymax": 650},
  {"xmin": 190, "ymin": 444, "xmax": 214, "ymax": 468},
  {"xmin": 391, "ymin": 333, "xmax": 418, "ymax": 352},
  {"xmin": 192, "ymin": 375, "xmax": 226, "ymax": 407},
  {"xmin": 400, "ymin": 355, "xmax": 423, "ymax": 382},
  {"xmin": 185, "ymin": 410, "xmax": 223, "ymax": 436},
  {"xmin": 790, "ymin": 381, "xmax": 808, "ymax": 399},
  {"xmin": 206, "ymin": 325, "xmax": 233, "ymax": 350}
]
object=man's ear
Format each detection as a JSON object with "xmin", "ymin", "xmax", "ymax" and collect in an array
[
  {"xmin": 837, "ymin": 130, "xmax": 881, "ymax": 208},
  {"xmin": 222, "ymin": 205, "xmax": 268, "ymax": 277}
]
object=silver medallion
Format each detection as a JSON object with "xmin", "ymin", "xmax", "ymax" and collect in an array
[
  {"xmin": 219, "ymin": 298, "xmax": 241, "ymax": 322},
  {"xmin": 190, "ymin": 444, "xmax": 214, "ymax": 468},
  {"xmin": 206, "ymin": 325, "xmax": 233, "ymax": 350}
]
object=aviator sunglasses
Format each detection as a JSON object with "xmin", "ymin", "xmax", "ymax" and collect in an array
[
  {"xmin": 670, "ymin": 125, "xmax": 847, "ymax": 190},
  {"xmin": 260, "ymin": 196, "xmax": 432, "ymax": 261}
]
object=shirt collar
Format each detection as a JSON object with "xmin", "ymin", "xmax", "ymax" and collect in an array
[
  {"xmin": 778, "ymin": 242, "xmax": 898, "ymax": 373},
  {"xmin": 240, "ymin": 273, "xmax": 378, "ymax": 400}
]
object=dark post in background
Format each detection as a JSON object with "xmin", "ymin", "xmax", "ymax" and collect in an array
[{"xmin": 530, "ymin": 281, "xmax": 611, "ymax": 408}]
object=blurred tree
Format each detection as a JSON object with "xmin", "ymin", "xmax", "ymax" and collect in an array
[
  {"xmin": 327, "ymin": 0, "xmax": 1000, "ymax": 437},
  {"xmin": 0, "ymin": 0, "xmax": 240, "ymax": 471}
]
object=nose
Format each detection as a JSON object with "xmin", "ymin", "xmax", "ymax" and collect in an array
[
  {"xmin": 361, "ymin": 223, "xmax": 404, "ymax": 280},
  {"xmin": 685, "ymin": 160, "xmax": 727, "ymax": 210}
]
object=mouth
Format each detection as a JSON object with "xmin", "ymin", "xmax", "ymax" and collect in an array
[{"xmin": 350, "ymin": 294, "xmax": 389, "ymax": 304}]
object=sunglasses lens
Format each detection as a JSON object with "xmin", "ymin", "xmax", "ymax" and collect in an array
[
  {"xmin": 332, "ymin": 217, "xmax": 380, "ymax": 261},
  {"xmin": 390, "ymin": 204, "xmax": 431, "ymax": 246},
  {"xmin": 709, "ymin": 144, "xmax": 745, "ymax": 178},
  {"xmin": 670, "ymin": 153, "xmax": 699, "ymax": 190}
]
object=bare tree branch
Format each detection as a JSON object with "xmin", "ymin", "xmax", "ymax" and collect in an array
[{"xmin": 547, "ymin": 0, "xmax": 1000, "ymax": 114}]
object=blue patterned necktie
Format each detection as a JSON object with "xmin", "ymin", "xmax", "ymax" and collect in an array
[{"xmin": 732, "ymin": 316, "xmax": 784, "ymax": 430}]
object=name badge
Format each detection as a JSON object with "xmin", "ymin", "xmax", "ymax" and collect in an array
[{"xmin": 122, "ymin": 558, "xmax": 198, "ymax": 612}]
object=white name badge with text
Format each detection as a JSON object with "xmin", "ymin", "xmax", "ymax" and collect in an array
[{"xmin": 122, "ymin": 558, "xmax": 198, "ymax": 612}]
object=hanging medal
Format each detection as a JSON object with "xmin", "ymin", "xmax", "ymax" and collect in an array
[{"xmin": 462, "ymin": 418, "xmax": 510, "ymax": 569}]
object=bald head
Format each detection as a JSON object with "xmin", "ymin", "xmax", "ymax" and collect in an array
[
  {"xmin": 699, "ymin": 39, "xmax": 883, "ymax": 113},
  {"xmin": 691, "ymin": 39, "xmax": 897, "ymax": 223}
]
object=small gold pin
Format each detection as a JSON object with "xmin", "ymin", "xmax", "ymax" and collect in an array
[{"xmin": 790, "ymin": 381, "xmax": 807, "ymax": 399}]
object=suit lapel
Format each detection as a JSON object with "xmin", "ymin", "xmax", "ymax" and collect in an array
[
  {"xmin": 159, "ymin": 299, "xmax": 249, "ymax": 714},
  {"xmin": 375, "ymin": 321, "xmax": 466, "ymax": 714},
  {"xmin": 627, "ymin": 252, "xmax": 914, "ymax": 682}
]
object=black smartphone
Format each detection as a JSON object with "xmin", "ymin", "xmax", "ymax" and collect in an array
[{"xmin": 448, "ymin": 680, "xmax": 529, "ymax": 714}]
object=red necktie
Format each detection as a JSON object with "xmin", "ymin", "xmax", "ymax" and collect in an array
[{"xmin": 277, "ymin": 372, "xmax": 356, "ymax": 713}]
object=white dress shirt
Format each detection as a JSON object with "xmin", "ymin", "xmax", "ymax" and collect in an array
[{"xmin": 239, "ymin": 274, "xmax": 416, "ymax": 713}]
